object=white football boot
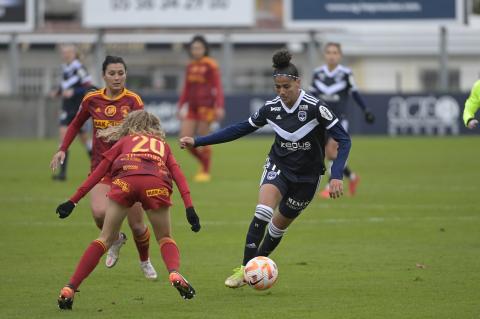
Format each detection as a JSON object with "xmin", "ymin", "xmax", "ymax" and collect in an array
[
  {"xmin": 105, "ymin": 232, "xmax": 127, "ymax": 268},
  {"xmin": 140, "ymin": 258, "xmax": 158, "ymax": 280}
]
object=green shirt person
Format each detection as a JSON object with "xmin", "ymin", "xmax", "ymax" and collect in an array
[{"xmin": 464, "ymin": 80, "xmax": 480, "ymax": 129}]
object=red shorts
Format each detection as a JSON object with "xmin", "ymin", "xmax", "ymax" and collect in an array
[
  {"xmin": 108, "ymin": 175, "xmax": 172, "ymax": 210},
  {"xmin": 186, "ymin": 105, "xmax": 215, "ymax": 123}
]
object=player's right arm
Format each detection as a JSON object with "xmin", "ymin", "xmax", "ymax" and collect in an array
[
  {"xmin": 464, "ymin": 80, "xmax": 480, "ymax": 129},
  {"xmin": 179, "ymin": 105, "xmax": 267, "ymax": 148},
  {"xmin": 50, "ymin": 99, "xmax": 91, "ymax": 170}
]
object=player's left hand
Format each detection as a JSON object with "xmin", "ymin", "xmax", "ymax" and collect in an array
[
  {"xmin": 56, "ymin": 200, "xmax": 76, "ymax": 219},
  {"xmin": 185, "ymin": 207, "xmax": 201, "ymax": 232},
  {"xmin": 365, "ymin": 110, "xmax": 375, "ymax": 124},
  {"xmin": 329, "ymin": 179, "xmax": 344, "ymax": 199}
]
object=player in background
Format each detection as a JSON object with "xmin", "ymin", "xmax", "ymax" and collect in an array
[
  {"xmin": 178, "ymin": 35, "xmax": 225, "ymax": 182},
  {"xmin": 50, "ymin": 44, "xmax": 94, "ymax": 181},
  {"xmin": 464, "ymin": 79, "xmax": 480, "ymax": 129},
  {"xmin": 309, "ymin": 42, "xmax": 374, "ymax": 197},
  {"xmin": 50, "ymin": 56, "xmax": 157, "ymax": 279},
  {"xmin": 56, "ymin": 111, "xmax": 200, "ymax": 309},
  {"xmin": 180, "ymin": 50, "xmax": 351, "ymax": 288}
]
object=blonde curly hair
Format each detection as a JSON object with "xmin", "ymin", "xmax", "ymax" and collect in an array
[{"xmin": 97, "ymin": 110, "xmax": 166, "ymax": 142}]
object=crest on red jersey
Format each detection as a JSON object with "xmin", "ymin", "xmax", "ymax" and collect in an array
[
  {"xmin": 104, "ymin": 105, "xmax": 117, "ymax": 117},
  {"xmin": 121, "ymin": 105, "xmax": 131, "ymax": 118}
]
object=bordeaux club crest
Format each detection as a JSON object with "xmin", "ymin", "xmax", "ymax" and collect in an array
[{"xmin": 298, "ymin": 110, "xmax": 307, "ymax": 122}]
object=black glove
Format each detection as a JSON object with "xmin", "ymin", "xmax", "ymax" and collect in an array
[
  {"xmin": 364, "ymin": 110, "xmax": 375, "ymax": 124},
  {"xmin": 56, "ymin": 200, "xmax": 76, "ymax": 219},
  {"xmin": 185, "ymin": 207, "xmax": 201, "ymax": 232}
]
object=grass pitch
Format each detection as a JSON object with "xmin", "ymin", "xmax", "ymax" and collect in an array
[{"xmin": 0, "ymin": 136, "xmax": 479, "ymax": 318}]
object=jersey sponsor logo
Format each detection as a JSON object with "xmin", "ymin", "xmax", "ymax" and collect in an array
[
  {"xmin": 280, "ymin": 141, "xmax": 311, "ymax": 151},
  {"xmin": 124, "ymin": 152, "xmax": 163, "ymax": 163},
  {"xmin": 122, "ymin": 165, "xmax": 139, "ymax": 171},
  {"xmin": 270, "ymin": 106, "xmax": 281, "ymax": 111},
  {"xmin": 104, "ymin": 105, "xmax": 117, "ymax": 117},
  {"xmin": 299, "ymin": 104, "xmax": 309, "ymax": 111},
  {"xmin": 266, "ymin": 171, "xmax": 278, "ymax": 180},
  {"xmin": 120, "ymin": 105, "xmax": 131, "ymax": 118},
  {"xmin": 320, "ymin": 94, "xmax": 340, "ymax": 102},
  {"xmin": 252, "ymin": 111, "xmax": 259, "ymax": 119},
  {"xmin": 146, "ymin": 187, "xmax": 169, "ymax": 197},
  {"xmin": 112, "ymin": 178, "xmax": 130, "ymax": 193},
  {"xmin": 121, "ymin": 156, "xmax": 141, "ymax": 162},
  {"xmin": 319, "ymin": 105, "xmax": 333, "ymax": 120},
  {"xmin": 286, "ymin": 197, "xmax": 310, "ymax": 210},
  {"xmin": 93, "ymin": 119, "xmax": 122, "ymax": 129},
  {"xmin": 298, "ymin": 110, "xmax": 307, "ymax": 122},
  {"xmin": 276, "ymin": 115, "xmax": 282, "ymax": 120}
]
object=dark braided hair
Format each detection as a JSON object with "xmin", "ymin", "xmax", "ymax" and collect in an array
[{"xmin": 272, "ymin": 49, "xmax": 299, "ymax": 79}]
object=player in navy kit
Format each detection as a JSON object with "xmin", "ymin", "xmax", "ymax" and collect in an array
[
  {"xmin": 309, "ymin": 42, "xmax": 374, "ymax": 197},
  {"xmin": 50, "ymin": 44, "xmax": 94, "ymax": 181},
  {"xmin": 180, "ymin": 50, "xmax": 351, "ymax": 288}
]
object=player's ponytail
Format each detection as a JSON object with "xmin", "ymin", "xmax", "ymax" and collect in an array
[{"xmin": 272, "ymin": 49, "xmax": 299, "ymax": 79}]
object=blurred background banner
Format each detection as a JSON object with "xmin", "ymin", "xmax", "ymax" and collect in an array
[
  {"xmin": 0, "ymin": 0, "xmax": 479, "ymax": 138},
  {"xmin": 82, "ymin": 0, "xmax": 255, "ymax": 28},
  {"xmin": 0, "ymin": 0, "xmax": 34, "ymax": 32},
  {"xmin": 284, "ymin": 0, "xmax": 465, "ymax": 28},
  {"xmin": 141, "ymin": 92, "xmax": 474, "ymax": 136},
  {"xmin": 1, "ymin": 92, "xmax": 469, "ymax": 138}
]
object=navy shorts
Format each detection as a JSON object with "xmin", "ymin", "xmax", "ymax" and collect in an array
[
  {"xmin": 59, "ymin": 109, "xmax": 78, "ymax": 126},
  {"xmin": 59, "ymin": 96, "xmax": 84, "ymax": 128},
  {"xmin": 259, "ymin": 157, "xmax": 321, "ymax": 219}
]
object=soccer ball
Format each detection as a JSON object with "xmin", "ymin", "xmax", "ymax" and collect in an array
[{"xmin": 244, "ymin": 256, "xmax": 278, "ymax": 290}]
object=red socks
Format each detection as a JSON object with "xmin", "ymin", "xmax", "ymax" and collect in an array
[
  {"xmin": 159, "ymin": 237, "xmax": 180, "ymax": 272},
  {"xmin": 69, "ymin": 240, "xmax": 107, "ymax": 290},
  {"xmin": 201, "ymin": 146, "xmax": 211, "ymax": 173},
  {"xmin": 133, "ymin": 227, "xmax": 150, "ymax": 262},
  {"xmin": 188, "ymin": 146, "xmax": 211, "ymax": 173}
]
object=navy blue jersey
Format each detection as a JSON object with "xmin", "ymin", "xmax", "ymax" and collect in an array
[
  {"xmin": 309, "ymin": 64, "xmax": 357, "ymax": 119},
  {"xmin": 248, "ymin": 90, "xmax": 339, "ymax": 183},
  {"xmin": 59, "ymin": 59, "xmax": 92, "ymax": 112}
]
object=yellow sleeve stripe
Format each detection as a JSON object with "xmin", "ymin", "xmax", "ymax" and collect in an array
[
  {"xmin": 202, "ymin": 57, "xmax": 219, "ymax": 69},
  {"xmin": 81, "ymin": 90, "xmax": 102, "ymax": 103},
  {"xmin": 125, "ymin": 90, "xmax": 144, "ymax": 106}
]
